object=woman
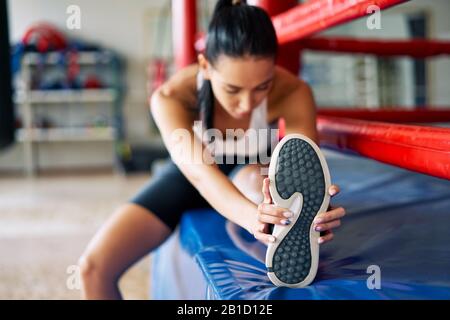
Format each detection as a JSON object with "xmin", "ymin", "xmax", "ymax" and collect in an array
[{"xmin": 79, "ymin": 0, "xmax": 346, "ymax": 299}]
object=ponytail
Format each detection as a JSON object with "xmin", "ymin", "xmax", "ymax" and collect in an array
[{"xmin": 198, "ymin": 79, "xmax": 215, "ymax": 131}]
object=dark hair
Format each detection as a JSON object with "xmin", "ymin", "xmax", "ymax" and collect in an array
[{"xmin": 198, "ymin": 0, "xmax": 278, "ymax": 130}]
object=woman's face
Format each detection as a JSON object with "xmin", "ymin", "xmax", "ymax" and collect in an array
[{"xmin": 200, "ymin": 55, "xmax": 275, "ymax": 120}]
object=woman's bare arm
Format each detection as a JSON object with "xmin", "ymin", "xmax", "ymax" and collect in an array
[
  {"xmin": 279, "ymin": 82, "xmax": 319, "ymax": 143},
  {"xmin": 149, "ymin": 70, "xmax": 257, "ymax": 233},
  {"xmin": 269, "ymin": 67, "xmax": 319, "ymax": 143}
]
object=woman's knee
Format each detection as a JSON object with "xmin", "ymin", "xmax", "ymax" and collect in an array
[
  {"xmin": 231, "ymin": 164, "xmax": 266, "ymax": 203},
  {"xmin": 78, "ymin": 253, "xmax": 95, "ymax": 281},
  {"xmin": 232, "ymin": 164, "xmax": 262, "ymax": 184},
  {"xmin": 78, "ymin": 203, "xmax": 171, "ymax": 285},
  {"xmin": 78, "ymin": 250, "xmax": 115, "ymax": 285}
]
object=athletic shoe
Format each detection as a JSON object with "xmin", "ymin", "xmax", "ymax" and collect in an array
[{"xmin": 265, "ymin": 134, "xmax": 331, "ymax": 287}]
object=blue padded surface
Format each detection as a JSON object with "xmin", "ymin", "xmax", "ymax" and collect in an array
[{"xmin": 153, "ymin": 151, "xmax": 450, "ymax": 299}]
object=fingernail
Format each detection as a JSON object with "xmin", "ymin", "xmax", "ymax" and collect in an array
[
  {"xmin": 318, "ymin": 238, "xmax": 324, "ymax": 244},
  {"xmin": 314, "ymin": 218, "xmax": 323, "ymax": 224},
  {"xmin": 315, "ymin": 225, "xmax": 322, "ymax": 231},
  {"xmin": 330, "ymin": 189, "xmax": 337, "ymax": 196},
  {"xmin": 281, "ymin": 219, "xmax": 291, "ymax": 226},
  {"xmin": 269, "ymin": 236, "xmax": 276, "ymax": 243},
  {"xmin": 283, "ymin": 211, "xmax": 294, "ymax": 218}
]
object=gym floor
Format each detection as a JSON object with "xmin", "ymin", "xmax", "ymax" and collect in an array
[{"xmin": 0, "ymin": 172, "xmax": 151, "ymax": 299}]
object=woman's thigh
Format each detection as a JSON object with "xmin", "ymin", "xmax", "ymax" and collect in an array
[{"xmin": 129, "ymin": 160, "xmax": 211, "ymax": 231}]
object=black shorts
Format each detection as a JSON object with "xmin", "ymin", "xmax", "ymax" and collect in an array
[{"xmin": 129, "ymin": 159, "xmax": 246, "ymax": 231}]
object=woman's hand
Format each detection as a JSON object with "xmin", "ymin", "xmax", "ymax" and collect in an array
[
  {"xmin": 313, "ymin": 185, "xmax": 346, "ymax": 244},
  {"xmin": 247, "ymin": 178, "xmax": 288, "ymax": 245},
  {"xmin": 250, "ymin": 178, "xmax": 345, "ymax": 245}
]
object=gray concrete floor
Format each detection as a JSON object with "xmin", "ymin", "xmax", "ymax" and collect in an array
[{"xmin": 0, "ymin": 172, "xmax": 152, "ymax": 300}]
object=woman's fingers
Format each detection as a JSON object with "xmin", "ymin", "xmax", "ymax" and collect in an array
[
  {"xmin": 254, "ymin": 230, "xmax": 276, "ymax": 245},
  {"xmin": 329, "ymin": 184, "xmax": 340, "ymax": 197},
  {"xmin": 312, "ymin": 205, "xmax": 345, "ymax": 245},
  {"xmin": 258, "ymin": 211, "xmax": 292, "ymax": 226},
  {"xmin": 314, "ymin": 219, "xmax": 341, "ymax": 232},
  {"xmin": 258, "ymin": 203, "xmax": 293, "ymax": 218},
  {"xmin": 313, "ymin": 207, "xmax": 346, "ymax": 224},
  {"xmin": 318, "ymin": 230, "xmax": 334, "ymax": 244},
  {"xmin": 262, "ymin": 178, "xmax": 272, "ymax": 204},
  {"xmin": 255, "ymin": 182, "xmax": 343, "ymax": 245},
  {"xmin": 257, "ymin": 203, "xmax": 293, "ymax": 225}
]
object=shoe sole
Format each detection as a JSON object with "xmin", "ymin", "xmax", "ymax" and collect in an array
[{"xmin": 265, "ymin": 134, "xmax": 331, "ymax": 288}]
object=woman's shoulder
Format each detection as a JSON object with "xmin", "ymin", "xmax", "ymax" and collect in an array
[
  {"xmin": 268, "ymin": 66, "xmax": 311, "ymax": 115},
  {"xmin": 269, "ymin": 66, "xmax": 307, "ymax": 103},
  {"xmin": 158, "ymin": 64, "xmax": 199, "ymax": 109}
]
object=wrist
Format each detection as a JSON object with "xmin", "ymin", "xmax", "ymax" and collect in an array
[{"xmin": 238, "ymin": 201, "xmax": 258, "ymax": 234}]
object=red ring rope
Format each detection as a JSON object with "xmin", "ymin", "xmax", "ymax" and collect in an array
[
  {"xmin": 317, "ymin": 109, "xmax": 450, "ymax": 123},
  {"xmin": 317, "ymin": 116, "xmax": 450, "ymax": 180},
  {"xmin": 272, "ymin": 0, "xmax": 408, "ymax": 44},
  {"xmin": 300, "ymin": 37, "xmax": 450, "ymax": 58}
]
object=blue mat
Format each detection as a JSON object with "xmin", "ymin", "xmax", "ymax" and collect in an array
[{"xmin": 151, "ymin": 151, "xmax": 450, "ymax": 299}]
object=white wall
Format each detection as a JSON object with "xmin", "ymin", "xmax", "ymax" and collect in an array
[
  {"xmin": 308, "ymin": 0, "xmax": 450, "ymax": 108},
  {"xmin": 7, "ymin": 0, "xmax": 171, "ymax": 143},
  {"xmin": 2, "ymin": 0, "xmax": 172, "ymax": 171},
  {"xmin": 421, "ymin": 0, "xmax": 450, "ymax": 106}
]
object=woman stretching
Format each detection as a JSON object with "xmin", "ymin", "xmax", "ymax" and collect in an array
[{"xmin": 79, "ymin": 0, "xmax": 346, "ymax": 298}]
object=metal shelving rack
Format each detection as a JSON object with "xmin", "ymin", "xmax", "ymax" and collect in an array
[{"xmin": 15, "ymin": 51, "xmax": 125, "ymax": 176}]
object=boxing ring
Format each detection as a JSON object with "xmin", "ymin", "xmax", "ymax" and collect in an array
[{"xmin": 150, "ymin": 0, "xmax": 450, "ymax": 299}]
